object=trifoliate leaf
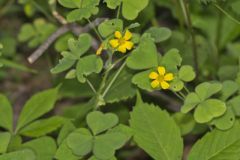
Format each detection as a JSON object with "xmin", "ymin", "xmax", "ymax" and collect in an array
[
  {"xmin": 170, "ymin": 78, "xmax": 184, "ymax": 92},
  {"xmin": 211, "ymin": 107, "xmax": 235, "ymax": 130},
  {"xmin": 228, "ymin": 95, "xmax": 240, "ymax": 116},
  {"xmin": 55, "ymin": 140, "xmax": 80, "ymax": 160},
  {"xmin": 67, "ymin": 128, "xmax": 93, "ymax": 157},
  {"xmin": 0, "ymin": 149, "xmax": 36, "ymax": 160},
  {"xmin": 86, "ymin": 111, "xmax": 119, "ymax": 135},
  {"xmin": 220, "ymin": 80, "xmax": 239, "ymax": 101},
  {"xmin": 130, "ymin": 102, "xmax": 183, "ymax": 160},
  {"xmin": 132, "ymin": 69, "xmax": 153, "ymax": 91},
  {"xmin": 173, "ymin": 113, "xmax": 196, "ymax": 136},
  {"xmin": 104, "ymin": 0, "xmax": 121, "ymax": 9},
  {"xmin": 161, "ymin": 48, "xmax": 182, "ymax": 71},
  {"xmin": 51, "ymin": 58, "xmax": 75, "ymax": 74},
  {"xmin": 195, "ymin": 82, "xmax": 222, "ymax": 101},
  {"xmin": 126, "ymin": 35, "xmax": 158, "ymax": 70},
  {"xmin": 194, "ymin": 99, "xmax": 226, "ymax": 123},
  {"xmin": 181, "ymin": 92, "xmax": 201, "ymax": 113},
  {"xmin": 76, "ymin": 55, "xmax": 103, "ymax": 83},
  {"xmin": 98, "ymin": 19, "xmax": 123, "ymax": 38},
  {"xmin": 178, "ymin": 65, "xmax": 196, "ymax": 82},
  {"xmin": 145, "ymin": 27, "xmax": 172, "ymax": 43}
]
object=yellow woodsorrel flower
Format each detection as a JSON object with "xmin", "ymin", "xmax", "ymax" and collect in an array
[
  {"xmin": 149, "ymin": 66, "xmax": 174, "ymax": 89},
  {"xmin": 96, "ymin": 43, "xmax": 104, "ymax": 55},
  {"xmin": 109, "ymin": 30, "xmax": 134, "ymax": 53}
]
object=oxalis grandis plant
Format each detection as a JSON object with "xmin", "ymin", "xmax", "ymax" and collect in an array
[{"xmin": 1, "ymin": 0, "xmax": 240, "ymax": 159}]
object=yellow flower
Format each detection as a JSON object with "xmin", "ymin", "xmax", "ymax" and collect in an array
[
  {"xmin": 109, "ymin": 30, "xmax": 134, "ymax": 53},
  {"xmin": 96, "ymin": 43, "xmax": 104, "ymax": 55},
  {"xmin": 149, "ymin": 66, "xmax": 174, "ymax": 89}
]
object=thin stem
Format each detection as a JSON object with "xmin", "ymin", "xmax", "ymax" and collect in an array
[
  {"xmin": 32, "ymin": 1, "xmax": 55, "ymax": 22},
  {"xmin": 179, "ymin": 91, "xmax": 186, "ymax": 99},
  {"xmin": 116, "ymin": 3, "xmax": 122, "ymax": 19},
  {"xmin": 172, "ymin": 91, "xmax": 184, "ymax": 101},
  {"xmin": 214, "ymin": 4, "xmax": 240, "ymax": 25},
  {"xmin": 179, "ymin": 0, "xmax": 199, "ymax": 75},
  {"xmin": 86, "ymin": 79, "xmax": 97, "ymax": 94},
  {"xmin": 184, "ymin": 85, "xmax": 190, "ymax": 94},
  {"xmin": 102, "ymin": 61, "xmax": 127, "ymax": 98},
  {"xmin": 87, "ymin": 19, "xmax": 103, "ymax": 42}
]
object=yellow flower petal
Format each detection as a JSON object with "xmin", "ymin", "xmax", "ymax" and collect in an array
[
  {"xmin": 151, "ymin": 80, "xmax": 160, "ymax": 88},
  {"xmin": 149, "ymin": 72, "xmax": 158, "ymax": 79},
  {"xmin": 115, "ymin": 31, "xmax": 122, "ymax": 39},
  {"xmin": 160, "ymin": 81, "xmax": 170, "ymax": 89},
  {"xmin": 96, "ymin": 44, "xmax": 104, "ymax": 55},
  {"xmin": 124, "ymin": 41, "xmax": 134, "ymax": 50},
  {"xmin": 158, "ymin": 66, "xmax": 166, "ymax": 76},
  {"xmin": 123, "ymin": 30, "xmax": 132, "ymax": 41},
  {"xmin": 109, "ymin": 39, "xmax": 119, "ymax": 48},
  {"xmin": 164, "ymin": 73, "xmax": 174, "ymax": 81},
  {"xmin": 117, "ymin": 45, "xmax": 127, "ymax": 53}
]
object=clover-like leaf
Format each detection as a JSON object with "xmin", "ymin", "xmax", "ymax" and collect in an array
[
  {"xmin": 93, "ymin": 132, "xmax": 129, "ymax": 160},
  {"xmin": 51, "ymin": 58, "xmax": 75, "ymax": 74},
  {"xmin": 126, "ymin": 35, "xmax": 158, "ymax": 70},
  {"xmin": 132, "ymin": 70, "xmax": 153, "ymax": 91},
  {"xmin": 98, "ymin": 19, "xmax": 123, "ymax": 38},
  {"xmin": 173, "ymin": 113, "xmax": 196, "ymax": 136},
  {"xmin": 181, "ymin": 92, "xmax": 201, "ymax": 113},
  {"xmin": 58, "ymin": 0, "xmax": 100, "ymax": 22},
  {"xmin": 211, "ymin": 107, "xmax": 235, "ymax": 130},
  {"xmin": 67, "ymin": 128, "xmax": 93, "ymax": 157},
  {"xmin": 228, "ymin": 95, "xmax": 240, "ymax": 116},
  {"xmin": 122, "ymin": 0, "xmax": 149, "ymax": 20},
  {"xmin": 160, "ymin": 48, "xmax": 182, "ymax": 71},
  {"xmin": 86, "ymin": 111, "xmax": 119, "ymax": 135},
  {"xmin": 220, "ymin": 80, "xmax": 239, "ymax": 101},
  {"xmin": 68, "ymin": 33, "xmax": 92, "ymax": 57},
  {"xmin": 104, "ymin": 0, "xmax": 121, "ymax": 9},
  {"xmin": 145, "ymin": 27, "xmax": 172, "ymax": 43},
  {"xmin": 195, "ymin": 82, "xmax": 222, "ymax": 101},
  {"xmin": 76, "ymin": 55, "xmax": 103, "ymax": 83},
  {"xmin": 178, "ymin": 65, "xmax": 196, "ymax": 82},
  {"xmin": 170, "ymin": 78, "xmax": 184, "ymax": 92},
  {"xmin": 194, "ymin": 99, "xmax": 227, "ymax": 123}
]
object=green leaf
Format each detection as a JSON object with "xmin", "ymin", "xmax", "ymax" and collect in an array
[
  {"xmin": 86, "ymin": 111, "xmax": 119, "ymax": 135},
  {"xmin": 173, "ymin": 113, "xmax": 195, "ymax": 136},
  {"xmin": 22, "ymin": 137, "xmax": 57, "ymax": 160},
  {"xmin": 195, "ymin": 82, "xmax": 222, "ymax": 101},
  {"xmin": 132, "ymin": 69, "xmax": 153, "ymax": 91},
  {"xmin": 104, "ymin": 0, "xmax": 121, "ymax": 9},
  {"xmin": 16, "ymin": 88, "xmax": 59, "ymax": 132},
  {"xmin": 211, "ymin": 107, "xmax": 235, "ymax": 130},
  {"xmin": 104, "ymin": 68, "xmax": 136, "ymax": 103},
  {"xmin": 188, "ymin": 122, "xmax": 240, "ymax": 160},
  {"xmin": 130, "ymin": 102, "xmax": 183, "ymax": 160},
  {"xmin": 0, "ymin": 94, "xmax": 13, "ymax": 131},
  {"xmin": 76, "ymin": 55, "xmax": 103, "ymax": 83},
  {"xmin": 181, "ymin": 92, "xmax": 201, "ymax": 113},
  {"xmin": 7, "ymin": 135, "xmax": 22, "ymax": 152},
  {"xmin": 57, "ymin": 121, "xmax": 76, "ymax": 145},
  {"xmin": 228, "ymin": 95, "xmax": 240, "ymax": 116},
  {"xmin": 0, "ymin": 132, "xmax": 11, "ymax": 154},
  {"xmin": 122, "ymin": 0, "xmax": 149, "ymax": 20},
  {"xmin": 178, "ymin": 65, "xmax": 196, "ymax": 82},
  {"xmin": 51, "ymin": 58, "xmax": 75, "ymax": 74},
  {"xmin": 194, "ymin": 99, "xmax": 227, "ymax": 123},
  {"xmin": 98, "ymin": 19, "xmax": 123, "ymax": 38},
  {"xmin": 55, "ymin": 140, "xmax": 80, "ymax": 160},
  {"xmin": 58, "ymin": 0, "xmax": 80, "ymax": 8},
  {"xmin": 19, "ymin": 116, "xmax": 65, "ymax": 137},
  {"xmin": 0, "ymin": 149, "xmax": 36, "ymax": 160},
  {"xmin": 93, "ymin": 132, "xmax": 129, "ymax": 160},
  {"xmin": 68, "ymin": 33, "xmax": 92, "ymax": 57},
  {"xmin": 220, "ymin": 80, "xmax": 239, "ymax": 101},
  {"xmin": 64, "ymin": 0, "xmax": 100, "ymax": 22},
  {"xmin": 160, "ymin": 48, "xmax": 182, "ymax": 71},
  {"xmin": 145, "ymin": 27, "xmax": 172, "ymax": 43},
  {"xmin": 67, "ymin": 128, "xmax": 93, "ymax": 157},
  {"xmin": 126, "ymin": 35, "xmax": 158, "ymax": 70},
  {"xmin": 170, "ymin": 78, "xmax": 184, "ymax": 92}
]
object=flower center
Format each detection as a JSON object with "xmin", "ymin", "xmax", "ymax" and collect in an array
[
  {"xmin": 118, "ymin": 38, "xmax": 125, "ymax": 45},
  {"xmin": 158, "ymin": 75, "xmax": 164, "ymax": 82}
]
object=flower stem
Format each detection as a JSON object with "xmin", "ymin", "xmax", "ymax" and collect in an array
[
  {"xmin": 102, "ymin": 61, "xmax": 127, "ymax": 98},
  {"xmin": 87, "ymin": 19, "xmax": 103, "ymax": 42},
  {"xmin": 86, "ymin": 78, "xmax": 97, "ymax": 94},
  {"xmin": 172, "ymin": 91, "xmax": 184, "ymax": 101}
]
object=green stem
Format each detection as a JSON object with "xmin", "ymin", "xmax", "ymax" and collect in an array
[
  {"xmin": 179, "ymin": 91, "xmax": 186, "ymax": 99},
  {"xmin": 179, "ymin": 0, "xmax": 199, "ymax": 75},
  {"xmin": 116, "ymin": 3, "xmax": 122, "ymax": 19},
  {"xmin": 86, "ymin": 79, "xmax": 97, "ymax": 94},
  {"xmin": 184, "ymin": 85, "xmax": 190, "ymax": 94},
  {"xmin": 87, "ymin": 19, "xmax": 103, "ymax": 42},
  {"xmin": 214, "ymin": 4, "xmax": 240, "ymax": 25},
  {"xmin": 172, "ymin": 91, "xmax": 184, "ymax": 101},
  {"xmin": 102, "ymin": 61, "xmax": 126, "ymax": 98}
]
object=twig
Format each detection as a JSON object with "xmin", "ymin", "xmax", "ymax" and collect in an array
[{"xmin": 27, "ymin": 18, "xmax": 106, "ymax": 64}]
